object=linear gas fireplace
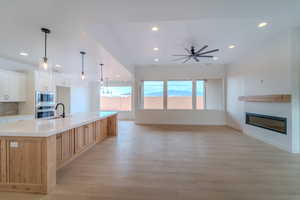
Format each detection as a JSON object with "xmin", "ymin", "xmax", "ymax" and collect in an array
[{"xmin": 246, "ymin": 113, "xmax": 287, "ymax": 134}]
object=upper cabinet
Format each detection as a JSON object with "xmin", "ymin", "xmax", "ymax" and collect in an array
[
  {"xmin": 0, "ymin": 70, "xmax": 27, "ymax": 102},
  {"xmin": 35, "ymin": 71, "xmax": 56, "ymax": 92}
]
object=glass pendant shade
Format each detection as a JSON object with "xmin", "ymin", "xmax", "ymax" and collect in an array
[
  {"xmin": 99, "ymin": 63, "xmax": 104, "ymax": 87},
  {"xmin": 37, "ymin": 28, "xmax": 53, "ymax": 91},
  {"xmin": 37, "ymin": 58, "xmax": 54, "ymax": 92},
  {"xmin": 80, "ymin": 51, "xmax": 86, "ymax": 81},
  {"xmin": 81, "ymin": 72, "xmax": 85, "ymax": 80}
]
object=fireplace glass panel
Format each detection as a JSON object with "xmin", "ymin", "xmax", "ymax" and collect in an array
[{"xmin": 246, "ymin": 113, "xmax": 287, "ymax": 134}]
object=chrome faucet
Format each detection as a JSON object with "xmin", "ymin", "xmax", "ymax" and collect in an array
[{"xmin": 55, "ymin": 103, "xmax": 65, "ymax": 118}]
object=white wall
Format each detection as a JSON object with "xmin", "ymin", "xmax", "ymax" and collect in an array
[
  {"xmin": 226, "ymin": 30, "xmax": 295, "ymax": 152},
  {"xmin": 290, "ymin": 27, "xmax": 300, "ymax": 153},
  {"xmin": 89, "ymin": 81, "xmax": 100, "ymax": 112},
  {"xmin": 18, "ymin": 71, "xmax": 35, "ymax": 115},
  {"xmin": 70, "ymin": 87, "xmax": 90, "ymax": 114},
  {"xmin": 206, "ymin": 79, "xmax": 224, "ymax": 110},
  {"xmin": 56, "ymin": 86, "xmax": 71, "ymax": 115},
  {"xmin": 135, "ymin": 64, "xmax": 226, "ymax": 125}
]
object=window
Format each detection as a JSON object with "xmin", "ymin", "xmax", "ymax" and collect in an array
[
  {"xmin": 167, "ymin": 81, "xmax": 192, "ymax": 110},
  {"xmin": 196, "ymin": 80, "xmax": 205, "ymax": 109},
  {"xmin": 140, "ymin": 79, "xmax": 223, "ymax": 111},
  {"xmin": 143, "ymin": 81, "xmax": 164, "ymax": 109},
  {"xmin": 100, "ymin": 86, "xmax": 132, "ymax": 111}
]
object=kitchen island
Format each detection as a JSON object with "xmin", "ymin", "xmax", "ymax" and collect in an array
[{"xmin": 0, "ymin": 111, "xmax": 118, "ymax": 194}]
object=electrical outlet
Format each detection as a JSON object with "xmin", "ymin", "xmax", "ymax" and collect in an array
[{"xmin": 10, "ymin": 141, "xmax": 19, "ymax": 148}]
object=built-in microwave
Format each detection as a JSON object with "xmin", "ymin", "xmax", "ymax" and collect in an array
[
  {"xmin": 35, "ymin": 91, "xmax": 56, "ymax": 119},
  {"xmin": 36, "ymin": 91, "xmax": 55, "ymax": 105}
]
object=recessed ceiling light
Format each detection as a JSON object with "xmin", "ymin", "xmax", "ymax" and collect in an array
[
  {"xmin": 258, "ymin": 22, "xmax": 268, "ymax": 28},
  {"xmin": 153, "ymin": 47, "xmax": 159, "ymax": 51},
  {"xmin": 152, "ymin": 26, "xmax": 159, "ymax": 31},
  {"xmin": 154, "ymin": 58, "xmax": 159, "ymax": 62},
  {"xmin": 228, "ymin": 45, "xmax": 235, "ymax": 49},
  {"xmin": 213, "ymin": 57, "xmax": 219, "ymax": 60},
  {"xmin": 55, "ymin": 64, "xmax": 62, "ymax": 68},
  {"xmin": 19, "ymin": 52, "xmax": 28, "ymax": 56}
]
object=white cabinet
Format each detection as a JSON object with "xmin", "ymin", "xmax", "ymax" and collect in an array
[
  {"xmin": 0, "ymin": 70, "xmax": 27, "ymax": 102},
  {"xmin": 0, "ymin": 71, "xmax": 9, "ymax": 101},
  {"xmin": 55, "ymin": 73, "xmax": 71, "ymax": 87},
  {"xmin": 35, "ymin": 71, "xmax": 55, "ymax": 92},
  {"xmin": 16, "ymin": 73, "xmax": 27, "ymax": 101}
]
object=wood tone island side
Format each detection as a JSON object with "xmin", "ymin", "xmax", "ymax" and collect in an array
[{"xmin": 0, "ymin": 112, "xmax": 118, "ymax": 194}]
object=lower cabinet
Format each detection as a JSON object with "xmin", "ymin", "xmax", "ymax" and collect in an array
[
  {"xmin": 0, "ymin": 114, "xmax": 117, "ymax": 194},
  {"xmin": 95, "ymin": 120, "xmax": 101, "ymax": 143},
  {"xmin": 95, "ymin": 120, "xmax": 107, "ymax": 143},
  {"xmin": 7, "ymin": 139, "xmax": 43, "ymax": 185},
  {"xmin": 62, "ymin": 129, "xmax": 74, "ymax": 161},
  {"xmin": 84, "ymin": 123, "xmax": 95, "ymax": 147},
  {"xmin": 108, "ymin": 115, "xmax": 118, "ymax": 136},
  {"xmin": 100, "ymin": 119, "xmax": 108, "ymax": 140},
  {"xmin": 56, "ymin": 135, "xmax": 62, "ymax": 167},
  {"xmin": 75, "ymin": 126, "xmax": 86, "ymax": 153},
  {"xmin": 57, "ymin": 117, "xmax": 117, "ymax": 169},
  {"xmin": 74, "ymin": 123, "xmax": 96, "ymax": 154},
  {"xmin": 0, "ymin": 140, "xmax": 4, "ymax": 183},
  {"xmin": 56, "ymin": 129, "xmax": 75, "ymax": 168}
]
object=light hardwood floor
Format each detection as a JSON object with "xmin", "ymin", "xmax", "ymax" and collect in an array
[{"xmin": 1, "ymin": 121, "xmax": 300, "ymax": 200}]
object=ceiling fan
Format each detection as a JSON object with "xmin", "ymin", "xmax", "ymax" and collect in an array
[{"xmin": 173, "ymin": 45, "xmax": 219, "ymax": 63}]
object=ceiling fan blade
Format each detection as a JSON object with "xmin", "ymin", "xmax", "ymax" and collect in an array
[
  {"xmin": 196, "ymin": 45, "xmax": 208, "ymax": 54},
  {"xmin": 172, "ymin": 54, "xmax": 189, "ymax": 56},
  {"xmin": 198, "ymin": 55, "xmax": 213, "ymax": 58},
  {"xmin": 185, "ymin": 48, "xmax": 191, "ymax": 54},
  {"xmin": 183, "ymin": 57, "xmax": 191, "ymax": 63},
  {"xmin": 198, "ymin": 49, "xmax": 219, "ymax": 55},
  {"xmin": 193, "ymin": 56, "xmax": 200, "ymax": 62}
]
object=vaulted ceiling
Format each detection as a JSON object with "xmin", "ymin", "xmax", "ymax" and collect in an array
[{"xmin": 0, "ymin": 0, "xmax": 299, "ymax": 80}]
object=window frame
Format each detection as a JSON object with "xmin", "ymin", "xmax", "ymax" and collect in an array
[
  {"xmin": 100, "ymin": 85, "xmax": 133, "ymax": 112},
  {"xmin": 139, "ymin": 79, "xmax": 209, "ymax": 111},
  {"xmin": 166, "ymin": 79, "xmax": 194, "ymax": 111},
  {"xmin": 140, "ymin": 80, "xmax": 165, "ymax": 111},
  {"xmin": 195, "ymin": 79, "xmax": 207, "ymax": 110}
]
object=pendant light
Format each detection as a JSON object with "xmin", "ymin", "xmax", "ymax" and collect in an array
[
  {"xmin": 99, "ymin": 63, "xmax": 104, "ymax": 86},
  {"xmin": 80, "ymin": 51, "xmax": 86, "ymax": 80},
  {"xmin": 41, "ymin": 28, "xmax": 51, "ymax": 70}
]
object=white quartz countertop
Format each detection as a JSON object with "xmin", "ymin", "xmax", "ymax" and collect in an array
[
  {"xmin": 0, "ymin": 114, "xmax": 34, "ymax": 120},
  {"xmin": 0, "ymin": 112, "xmax": 117, "ymax": 137}
]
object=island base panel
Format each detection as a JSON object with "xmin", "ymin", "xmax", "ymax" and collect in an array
[{"xmin": 0, "ymin": 114, "xmax": 117, "ymax": 194}]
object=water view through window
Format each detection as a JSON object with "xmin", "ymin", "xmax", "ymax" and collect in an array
[
  {"xmin": 100, "ymin": 86, "xmax": 132, "ymax": 111},
  {"xmin": 143, "ymin": 81, "xmax": 164, "ymax": 109}
]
